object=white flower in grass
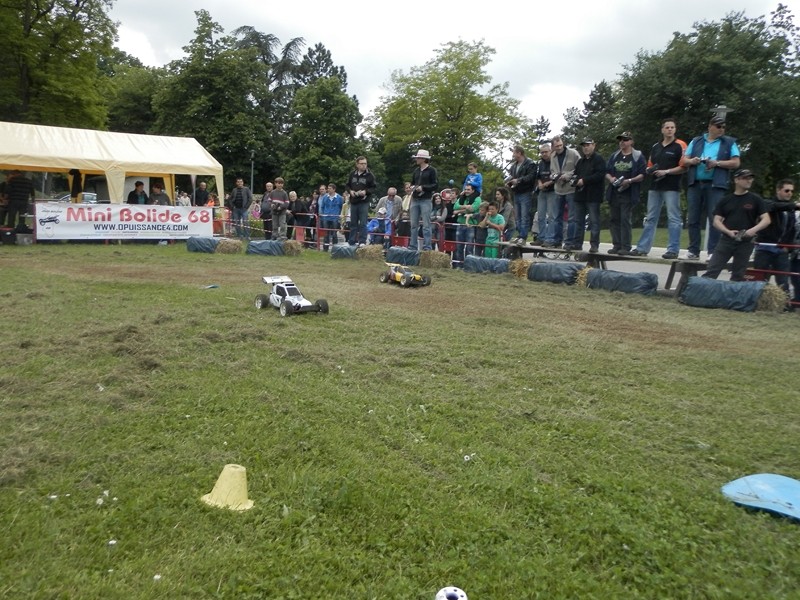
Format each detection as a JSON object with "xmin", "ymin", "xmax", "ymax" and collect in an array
[
  {"xmin": 96, "ymin": 498, "xmax": 104, "ymax": 506},
  {"xmin": 48, "ymin": 494, "xmax": 58, "ymax": 500},
  {"xmin": 153, "ymin": 574, "xmax": 162, "ymax": 582},
  {"xmin": 103, "ymin": 490, "xmax": 109, "ymax": 497},
  {"xmin": 463, "ymin": 453, "xmax": 476, "ymax": 462},
  {"xmin": 96, "ymin": 384, "xmax": 105, "ymax": 392},
  {"xmin": 107, "ymin": 539, "xmax": 117, "ymax": 546}
]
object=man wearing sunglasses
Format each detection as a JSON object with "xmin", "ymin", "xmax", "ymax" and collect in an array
[{"xmin": 682, "ymin": 116, "xmax": 741, "ymax": 259}]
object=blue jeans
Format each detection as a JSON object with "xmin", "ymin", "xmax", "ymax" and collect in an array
[
  {"xmin": 562, "ymin": 194, "xmax": 583, "ymax": 246},
  {"xmin": 536, "ymin": 192, "xmax": 549, "ymax": 241},
  {"xmin": 349, "ymin": 202, "xmax": 369, "ymax": 245},
  {"xmin": 454, "ymin": 224, "xmax": 474, "ymax": 265},
  {"xmin": 571, "ymin": 201, "xmax": 600, "ymax": 248},
  {"xmin": 232, "ymin": 206, "xmax": 249, "ymax": 238},
  {"xmin": 321, "ymin": 218, "xmax": 339, "ymax": 248},
  {"xmin": 547, "ymin": 193, "xmax": 566, "ymax": 244},
  {"xmin": 514, "ymin": 191, "xmax": 533, "ymax": 239},
  {"xmin": 687, "ymin": 181, "xmax": 725, "ymax": 255},
  {"xmin": 636, "ymin": 190, "xmax": 682, "ymax": 253},
  {"xmin": 409, "ymin": 198, "xmax": 433, "ymax": 250}
]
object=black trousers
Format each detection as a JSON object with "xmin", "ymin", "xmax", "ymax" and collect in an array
[{"xmin": 703, "ymin": 236, "xmax": 754, "ymax": 281}]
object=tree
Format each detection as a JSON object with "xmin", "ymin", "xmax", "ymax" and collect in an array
[
  {"xmin": 0, "ymin": 0, "xmax": 116, "ymax": 128},
  {"xmin": 365, "ymin": 40, "xmax": 525, "ymax": 187},
  {"xmin": 296, "ymin": 43, "xmax": 348, "ymax": 91},
  {"xmin": 152, "ymin": 11, "xmax": 270, "ymax": 187},
  {"xmin": 281, "ymin": 77, "xmax": 363, "ymax": 192},
  {"xmin": 107, "ymin": 66, "xmax": 165, "ymax": 134},
  {"xmin": 616, "ymin": 5, "xmax": 800, "ymax": 185}
]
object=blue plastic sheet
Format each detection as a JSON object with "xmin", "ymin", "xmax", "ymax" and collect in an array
[
  {"xmin": 527, "ymin": 262, "xmax": 584, "ymax": 285},
  {"xmin": 246, "ymin": 240, "xmax": 285, "ymax": 256},
  {"xmin": 330, "ymin": 244, "xmax": 356, "ymax": 259},
  {"xmin": 679, "ymin": 276, "xmax": 765, "ymax": 312},
  {"xmin": 463, "ymin": 255, "xmax": 510, "ymax": 274},
  {"xmin": 186, "ymin": 237, "xmax": 219, "ymax": 253},
  {"xmin": 385, "ymin": 246, "xmax": 420, "ymax": 266},
  {"xmin": 586, "ymin": 269, "xmax": 658, "ymax": 295}
]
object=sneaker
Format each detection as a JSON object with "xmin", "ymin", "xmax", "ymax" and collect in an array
[
  {"xmin": 515, "ymin": 237, "xmax": 525, "ymax": 246},
  {"xmin": 686, "ymin": 252, "xmax": 700, "ymax": 260},
  {"xmin": 618, "ymin": 249, "xmax": 631, "ymax": 256},
  {"xmin": 589, "ymin": 245, "xmax": 599, "ymax": 253},
  {"xmin": 629, "ymin": 248, "xmax": 647, "ymax": 256},
  {"xmin": 607, "ymin": 247, "xmax": 621, "ymax": 255},
  {"xmin": 661, "ymin": 251, "xmax": 678, "ymax": 260},
  {"xmin": 540, "ymin": 241, "xmax": 556, "ymax": 248}
]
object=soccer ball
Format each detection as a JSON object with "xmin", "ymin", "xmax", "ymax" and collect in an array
[{"xmin": 436, "ymin": 587, "xmax": 467, "ymax": 600}]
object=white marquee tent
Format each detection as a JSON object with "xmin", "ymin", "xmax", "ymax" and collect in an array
[{"xmin": 0, "ymin": 121, "xmax": 224, "ymax": 203}]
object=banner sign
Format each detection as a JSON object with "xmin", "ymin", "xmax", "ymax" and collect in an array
[{"xmin": 34, "ymin": 203, "xmax": 214, "ymax": 240}]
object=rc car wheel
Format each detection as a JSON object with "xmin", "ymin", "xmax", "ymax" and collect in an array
[
  {"xmin": 279, "ymin": 300, "xmax": 293, "ymax": 317},
  {"xmin": 400, "ymin": 273, "xmax": 412, "ymax": 287},
  {"xmin": 254, "ymin": 294, "xmax": 269, "ymax": 309},
  {"xmin": 315, "ymin": 299, "xmax": 329, "ymax": 314},
  {"xmin": 379, "ymin": 271, "xmax": 389, "ymax": 283},
  {"xmin": 421, "ymin": 275, "xmax": 431, "ymax": 286}
]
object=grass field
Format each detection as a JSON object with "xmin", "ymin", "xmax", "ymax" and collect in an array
[{"xmin": 1, "ymin": 243, "xmax": 799, "ymax": 599}]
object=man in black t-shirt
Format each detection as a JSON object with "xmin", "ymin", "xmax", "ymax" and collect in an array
[
  {"xmin": 703, "ymin": 169, "xmax": 770, "ymax": 281},
  {"xmin": 631, "ymin": 119, "xmax": 687, "ymax": 259}
]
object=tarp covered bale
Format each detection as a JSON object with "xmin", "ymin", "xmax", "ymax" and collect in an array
[
  {"xmin": 246, "ymin": 240, "xmax": 285, "ymax": 256},
  {"xmin": 330, "ymin": 244, "xmax": 356, "ymax": 259},
  {"xmin": 679, "ymin": 276, "xmax": 766, "ymax": 312},
  {"xmin": 187, "ymin": 237, "xmax": 219, "ymax": 253},
  {"xmin": 463, "ymin": 255, "xmax": 510, "ymax": 274},
  {"xmin": 527, "ymin": 262, "xmax": 585, "ymax": 285},
  {"xmin": 586, "ymin": 269, "xmax": 659, "ymax": 295},
  {"xmin": 386, "ymin": 246, "xmax": 420, "ymax": 266}
]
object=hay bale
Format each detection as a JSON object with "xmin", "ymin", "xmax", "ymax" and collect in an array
[
  {"xmin": 757, "ymin": 284, "xmax": 789, "ymax": 312},
  {"xmin": 283, "ymin": 240, "xmax": 303, "ymax": 256},
  {"xmin": 356, "ymin": 244, "xmax": 385, "ymax": 261},
  {"xmin": 215, "ymin": 238, "xmax": 243, "ymax": 254},
  {"xmin": 575, "ymin": 266, "xmax": 591, "ymax": 288},
  {"xmin": 509, "ymin": 259, "xmax": 533, "ymax": 279},
  {"xmin": 419, "ymin": 250, "xmax": 452, "ymax": 269}
]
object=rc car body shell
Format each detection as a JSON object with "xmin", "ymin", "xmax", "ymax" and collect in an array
[
  {"xmin": 380, "ymin": 263, "xmax": 431, "ymax": 287},
  {"xmin": 256, "ymin": 276, "xmax": 328, "ymax": 315}
]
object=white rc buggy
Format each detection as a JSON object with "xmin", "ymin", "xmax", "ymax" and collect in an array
[{"xmin": 254, "ymin": 276, "xmax": 329, "ymax": 317}]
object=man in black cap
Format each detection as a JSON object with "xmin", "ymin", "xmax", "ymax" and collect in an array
[
  {"xmin": 682, "ymin": 116, "xmax": 741, "ymax": 259},
  {"xmin": 568, "ymin": 138, "xmax": 606, "ymax": 252},
  {"xmin": 605, "ymin": 131, "xmax": 646, "ymax": 255},
  {"xmin": 702, "ymin": 169, "xmax": 770, "ymax": 281}
]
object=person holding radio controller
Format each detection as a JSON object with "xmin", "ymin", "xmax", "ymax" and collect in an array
[{"xmin": 682, "ymin": 116, "xmax": 741, "ymax": 259}]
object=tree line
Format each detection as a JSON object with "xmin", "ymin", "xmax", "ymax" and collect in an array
[{"xmin": 1, "ymin": 2, "xmax": 798, "ymax": 197}]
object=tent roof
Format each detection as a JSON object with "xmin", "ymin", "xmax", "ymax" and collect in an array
[{"xmin": 0, "ymin": 121, "xmax": 223, "ymax": 177}]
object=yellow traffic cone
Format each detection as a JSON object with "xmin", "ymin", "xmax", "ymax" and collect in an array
[{"xmin": 200, "ymin": 464, "xmax": 254, "ymax": 511}]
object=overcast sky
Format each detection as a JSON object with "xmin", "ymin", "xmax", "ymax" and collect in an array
[{"xmin": 112, "ymin": 0, "xmax": 789, "ymax": 135}]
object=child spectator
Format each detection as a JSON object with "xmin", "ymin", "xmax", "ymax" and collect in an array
[
  {"xmin": 431, "ymin": 192, "xmax": 446, "ymax": 250},
  {"xmin": 367, "ymin": 207, "xmax": 389, "ymax": 246},
  {"xmin": 481, "ymin": 201, "xmax": 506, "ymax": 258},
  {"xmin": 472, "ymin": 201, "xmax": 490, "ymax": 256},
  {"xmin": 395, "ymin": 209, "xmax": 411, "ymax": 243}
]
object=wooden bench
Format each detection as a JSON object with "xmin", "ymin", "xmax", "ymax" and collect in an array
[
  {"xmin": 498, "ymin": 242, "xmax": 650, "ymax": 269},
  {"xmin": 664, "ymin": 260, "xmax": 710, "ymax": 294}
]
